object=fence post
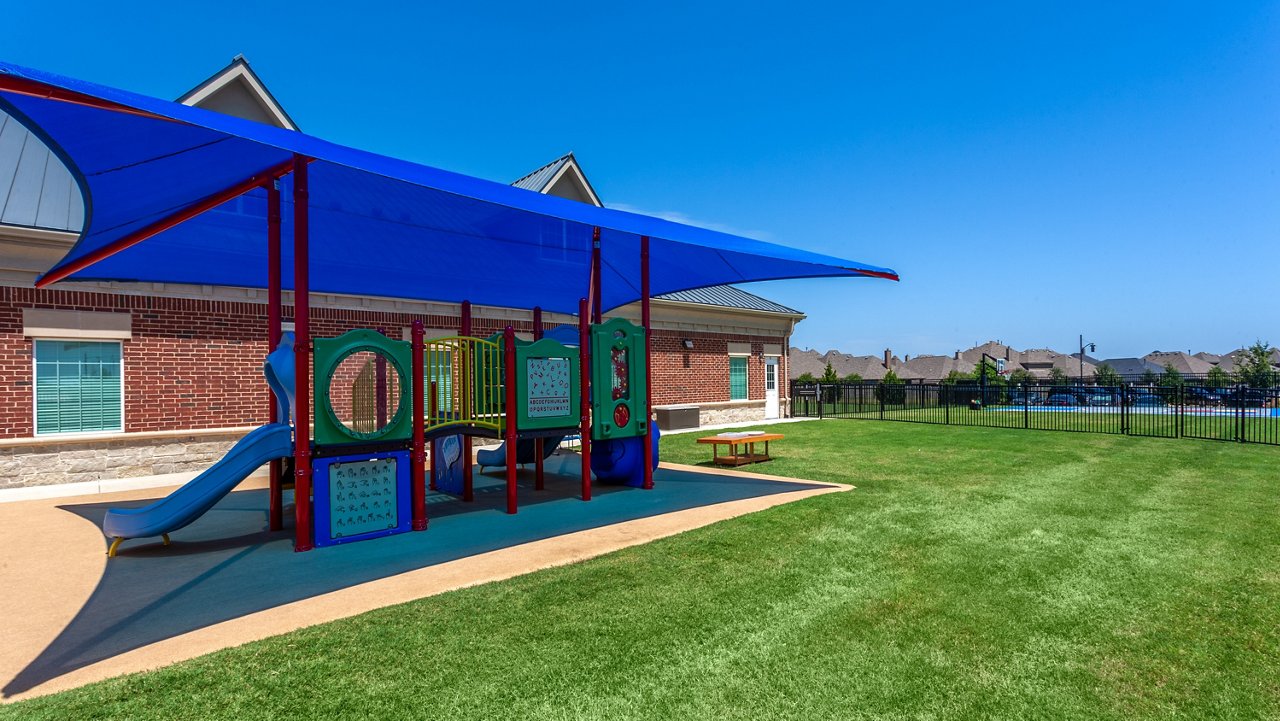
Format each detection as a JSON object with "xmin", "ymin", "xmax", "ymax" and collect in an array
[
  {"xmin": 879, "ymin": 384, "xmax": 885, "ymax": 420},
  {"xmin": 1237, "ymin": 384, "xmax": 1246, "ymax": 443},
  {"xmin": 1023, "ymin": 383, "xmax": 1030, "ymax": 429},
  {"xmin": 1121, "ymin": 383, "xmax": 1129, "ymax": 435},
  {"xmin": 1177, "ymin": 386, "xmax": 1187, "ymax": 437},
  {"xmin": 817, "ymin": 384, "xmax": 824, "ymax": 419},
  {"xmin": 943, "ymin": 384, "xmax": 949, "ymax": 425}
]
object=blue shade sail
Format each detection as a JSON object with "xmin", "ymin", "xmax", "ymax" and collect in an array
[{"xmin": 0, "ymin": 61, "xmax": 897, "ymax": 314}]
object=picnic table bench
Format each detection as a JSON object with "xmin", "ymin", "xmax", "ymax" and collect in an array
[{"xmin": 696, "ymin": 432, "xmax": 784, "ymax": 467}]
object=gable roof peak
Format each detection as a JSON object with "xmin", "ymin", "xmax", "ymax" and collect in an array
[
  {"xmin": 175, "ymin": 55, "xmax": 298, "ymax": 131},
  {"xmin": 511, "ymin": 152, "xmax": 602, "ymax": 207}
]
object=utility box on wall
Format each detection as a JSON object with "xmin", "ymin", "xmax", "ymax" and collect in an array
[
  {"xmin": 590, "ymin": 318, "xmax": 647, "ymax": 440},
  {"xmin": 656, "ymin": 404, "xmax": 700, "ymax": 431}
]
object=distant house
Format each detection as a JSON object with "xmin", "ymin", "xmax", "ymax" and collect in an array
[
  {"xmin": 790, "ymin": 348, "xmax": 898, "ymax": 381},
  {"xmin": 900, "ymin": 353, "xmax": 975, "ymax": 380},
  {"xmin": 1143, "ymin": 351, "xmax": 1215, "ymax": 376},
  {"xmin": 1093, "ymin": 357, "xmax": 1165, "ymax": 378}
]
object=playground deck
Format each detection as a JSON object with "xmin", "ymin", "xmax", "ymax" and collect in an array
[{"xmin": 0, "ymin": 455, "xmax": 843, "ymax": 702}]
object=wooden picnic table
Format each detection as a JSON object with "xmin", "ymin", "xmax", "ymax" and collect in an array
[{"xmin": 696, "ymin": 433, "xmax": 784, "ymax": 466}]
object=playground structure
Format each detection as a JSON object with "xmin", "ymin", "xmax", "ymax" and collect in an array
[
  {"xmin": 103, "ymin": 286, "xmax": 658, "ymax": 554},
  {"xmin": 0, "ymin": 60, "xmax": 898, "ymax": 555}
]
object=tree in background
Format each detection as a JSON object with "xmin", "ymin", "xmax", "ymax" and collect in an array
[
  {"xmin": 1234, "ymin": 341, "xmax": 1277, "ymax": 388},
  {"xmin": 820, "ymin": 362, "xmax": 840, "ymax": 384},
  {"xmin": 1156, "ymin": 363, "xmax": 1184, "ymax": 402},
  {"xmin": 796, "ymin": 372, "xmax": 816, "ymax": 383},
  {"xmin": 1205, "ymin": 365, "xmax": 1230, "ymax": 390},
  {"xmin": 1049, "ymin": 367, "xmax": 1069, "ymax": 386},
  {"xmin": 1093, "ymin": 363, "xmax": 1121, "ymax": 388},
  {"xmin": 943, "ymin": 370, "xmax": 970, "ymax": 384},
  {"xmin": 1008, "ymin": 368, "xmax": 1034, "ymax": 385},
  {"xmin": 1140, "ymin": 369, "xmax": 1158, "ymax": 386},
  {"xmin": 973, "ymin": 359, "xmax": 1006, "ymax": 387},
  {"xmin": 876, "ymin": 368, "xmax": 904, "ymax": 404},
  {"xmin": 843, "ymin": 373, "xmax": 864, "ymax": 383}
]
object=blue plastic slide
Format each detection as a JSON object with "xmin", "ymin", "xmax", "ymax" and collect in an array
[
  {"xmin": 476, "ymin": 434, "xmax": 566, "ymax": 469},
  {"xmin": 101, "ymin": 423, "xmax": 294, "ymax": 555},
  {"xmin": 102, "ymin": 333, "xmax": 297, "ymax": 556}
]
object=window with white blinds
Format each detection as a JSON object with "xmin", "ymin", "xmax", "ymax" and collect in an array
[
  {"xmin": 729, "ymin": 356, "xmax": 748, "ymax": 401},
  {"xmin": 34, "ymin": 340, "xmax": 124, "ymax": 434}
]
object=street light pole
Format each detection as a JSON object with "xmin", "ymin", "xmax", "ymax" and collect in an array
[{"xmin": 1079, "ymin": 335, "xmax": 1096, "ymax": 383}]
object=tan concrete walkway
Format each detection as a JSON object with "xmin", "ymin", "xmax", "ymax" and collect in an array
[{"xmin": 0, "ymin": 462, "xmax": 846, "ymax": 702}]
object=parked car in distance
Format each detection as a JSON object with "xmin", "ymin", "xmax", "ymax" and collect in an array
[
  {"xmin": 1184, "ymin": 387, "xmax": 1224, "ymax": 406},
  {"xmin": 1044, "ymin": 393, "xmax": 1078, "ymax": 406},
  {"xmin": 1081, "ymin": 390, "xmax": 1119, "ymax": 406},
  {"xmin": 1223, "ymin": 389, "xmax": 1269, "ymax": 408},
  {"xmin": 1128, "ymin": 393, "xmax": 1167, "ymax": 407}
]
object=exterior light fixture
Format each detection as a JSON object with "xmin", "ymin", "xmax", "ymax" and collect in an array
[{"xmin": 681, "ymin": 339, "xmax": 694, "ymax": 350}]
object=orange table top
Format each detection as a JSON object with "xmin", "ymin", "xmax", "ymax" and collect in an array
[{"xmin": 696, "ymin": 433, "xmax": 785, "ymax": 445}]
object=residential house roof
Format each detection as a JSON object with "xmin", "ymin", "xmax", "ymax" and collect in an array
[
  {"xmin": 1143, "ymin": 351, "xmax": 1215, "ymax": 376},
  {"xmin": 900, "ymin": 354, "xmax": 975, "ymax": 380},
  {"xmin": 1096, "ymin": 357, "xmax": 1165, "ymax": 377},
  {"xmin": 788, "ymin": 348, "xmax": 895, "ymax": 380}
]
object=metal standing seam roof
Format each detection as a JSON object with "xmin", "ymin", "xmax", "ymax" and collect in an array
[
  {"xmin": 0, "ymin": 109, "xmax": 83, "ymax": 232},
  {"xmin": 653, "ymin": 285, "xmax": 803, "ymax": 314},
  {"xmin": 0, "ymin": 60, "xmax": 898, "ymax": 314},
  {"xmin": 511, "ymin": 153, "xmax": 573, "ymax": 192}
]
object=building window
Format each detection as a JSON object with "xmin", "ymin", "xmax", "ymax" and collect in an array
[
  {"xmin": 426, "ymin": 350, "xmax": 453, "ymax": 412},
  {"xmin": 34, "ymin": 339, "xmax": 124, "ymax": 435},
  {"xmin": 729, "ymin": 356, "xmax": 748, "ymax": 401}
]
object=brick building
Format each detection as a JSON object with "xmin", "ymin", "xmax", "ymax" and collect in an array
[{"xmin": 0, "ymin": 58, "xmax": 801, "ymax": 491}]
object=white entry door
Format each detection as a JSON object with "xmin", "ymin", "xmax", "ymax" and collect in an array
[{"xmin": 764, "ymin": 357, "xmax": 779, "ymax": 419}]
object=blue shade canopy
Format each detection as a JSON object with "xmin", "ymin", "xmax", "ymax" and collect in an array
[{"xmin": 0, "ymin": 61, "xmax": 897, "ymax": 314}]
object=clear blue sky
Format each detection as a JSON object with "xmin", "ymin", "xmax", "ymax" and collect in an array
[{"xmin": 6, "ymin": 2, "xmax": 1278, "ymax": 358}]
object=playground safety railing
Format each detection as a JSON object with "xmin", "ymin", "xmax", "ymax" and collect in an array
[{"xmin": 424, "ymin": 336, "xmax": 504, "ymax": 434}]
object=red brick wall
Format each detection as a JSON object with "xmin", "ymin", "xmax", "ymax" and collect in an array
[
  {"xmin": 0, "ymin": 287, "xmax": 788, "ymax": 438},
  {"xmin": 649, "ymin": 330, "xmax": 788, "ymax": 406}
]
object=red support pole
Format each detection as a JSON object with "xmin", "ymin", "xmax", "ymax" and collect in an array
[
  {"xmin": 461, "ymin": 301, "xmax": 474, "ymax": 502},
  {"xmin": 36, "ymin": 158, "xmax": 299, "ymax": 288},
  {"xmin": 533, "ymin": 306, "xmax": 545, "ymax": 490},
  {"xmin": 641, "ymin": 236, "xmax": 655, "ymax": 490},
  {"xmin": 411, "ymin": 320, "xmax": 428, "ymax": 531},
  {"xmin": 578, "ymin": 297, "xmax": 592, "ymax": 501},
  {"xmin": 591, "ymin": 227, "xmax": 602, "ymax": 324},
  {"xmin": 503, "ymin": 326, "xmax": 518, "ymax": 514},
  {"xmin": 267, "ymin": 183, "xmax": 284, "ymax": 532},
  {"xmin": 291, "ymin": 155, "xmax": 314, "ymax": 552}
]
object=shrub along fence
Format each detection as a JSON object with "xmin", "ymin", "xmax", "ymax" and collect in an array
[{"xmin": 790, "ymin": 381, "xmax": 1280, "ymax": 445}]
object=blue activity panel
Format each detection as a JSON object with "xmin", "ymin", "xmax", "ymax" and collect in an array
[{"xmin": 313, "ymin": 449, "xmax": 411, "ymax": 547}]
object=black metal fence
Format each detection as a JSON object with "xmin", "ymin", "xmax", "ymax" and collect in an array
[{"xmin": 790, "ymin": 381, "xmax": 1280, "ymax": 445}]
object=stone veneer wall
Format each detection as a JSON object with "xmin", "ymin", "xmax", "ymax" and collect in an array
[{"xmin": 0, "ymin": 429, "xmax": 250, "ymax": 491}]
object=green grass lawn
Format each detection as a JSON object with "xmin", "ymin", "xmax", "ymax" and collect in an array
[{"xmin": 6, "ymin": 421, "xmax": 1278, "ymax": 720}]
